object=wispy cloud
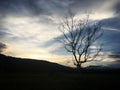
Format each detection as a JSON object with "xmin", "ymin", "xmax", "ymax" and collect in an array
[{"xmin": 0, "ymin": 0, "xmax": 120, "ymax": 67}]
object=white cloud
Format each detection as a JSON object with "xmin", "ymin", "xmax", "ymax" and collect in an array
[
  {"xmin": 102, "ymin": 27, "xmax": 120, "ymax": 32},
  {"xmin": 2, "ymin": 15, "xmax": 66, "ymax": 62},
  {"xmin": 1, "ymin": 0, "xmax": 120, "ymax": 67}
]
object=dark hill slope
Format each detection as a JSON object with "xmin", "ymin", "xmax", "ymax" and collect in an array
[
  {"xmin": 1, "ymin": 54, "xmax": 120, "ymax": 73},
  {"xmin": 0, "ymin": 54, "xmax": 73, "ymax": 72},
  {"xmin": 0, "ymin": 54, "xmax": 120, "ymax": 90}
]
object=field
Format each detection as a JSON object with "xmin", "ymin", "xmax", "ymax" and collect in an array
[{"xmin": 0, "ymin": 72, "xmax": 120, "ymax": 90}]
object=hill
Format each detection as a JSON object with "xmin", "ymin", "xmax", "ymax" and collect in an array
[
  {"xmin": 0, "ymin": 54, "xmax": 73, "ymax": 72},
  {"xmin": 0, "ymin": 54, "xmax": 120, "ymax": 90},
  {"xmin": 0, "ymin": 54, "xmax": 120, "ymax": 73}
]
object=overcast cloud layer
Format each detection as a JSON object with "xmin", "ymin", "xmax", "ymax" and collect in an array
[
  {"xmin": 0, "ymin": 0, "xmax": 120, "ymax": 67},
  {"xmin": 0, "ymin": 0, "xmax": 120, "ymax": 17}
]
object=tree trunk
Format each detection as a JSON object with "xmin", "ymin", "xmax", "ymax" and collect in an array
[{"xmin": 76, "ymin": 63, "xmax": 82, "ymax": 70}]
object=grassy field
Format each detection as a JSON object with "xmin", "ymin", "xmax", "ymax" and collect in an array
[{"xmin": 0, "ymin": 72, "xmax": 120, "ymax": 90}]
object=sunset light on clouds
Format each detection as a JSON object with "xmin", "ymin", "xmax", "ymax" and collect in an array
[{"xmin": 0, "ymin": 0, "xmax": 120, "ymax": 67}]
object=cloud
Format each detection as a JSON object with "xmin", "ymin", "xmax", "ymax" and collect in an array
[
  {"xmin": 95, "ymin": 17, "xmax": 120, "ymax": 53},
  {"xmin": 0, "ymin": 42, "xmax": 7, "ymax": 53},
  {"xmin": 0, "ymin": 0, "xmax": 117, "ymax": 18},
  {"xmin": 112, "ymin": 0, "xmax": 120, "ymax": 16},
  {"xmin": 108, "ymin": 52, "xmax": 120, "ymax": 59},
  {"xmin": 107, "ymin": 60, "xmax": 120, "ymax": 68},
  {"xmin": 0, "ymin": 0, "xmax": 120, "ymax": 66},
  {"xmin": 101, "ymin": 17, "xmax": 120, "ymax": 29},
  {"xmin": 44, "ymin": 16, "xmax": 120, "ymax": 55},
  {"xmin": 0, "ymin": 0, "xmax": 52, "ymax": 19}
]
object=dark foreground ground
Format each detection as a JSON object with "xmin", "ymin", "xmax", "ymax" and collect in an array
[
  {"xmin": 0, "ymin": 72, "xmax": 120, "ymax": 90},
  {"xmin": 0, "ymin": 54, "xmax": 120, "ymax": 90}
]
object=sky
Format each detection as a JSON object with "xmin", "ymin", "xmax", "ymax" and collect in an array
[{"xmin": 0, "ymin": 0, "xmax": 120, "ymax": 67}]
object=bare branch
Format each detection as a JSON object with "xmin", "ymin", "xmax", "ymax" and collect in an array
[{"xmin": 57, "ymin": 11, "xmax": 103, "ymax": 68}]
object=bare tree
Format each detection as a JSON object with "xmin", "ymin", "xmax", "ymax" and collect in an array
[{"xmin": 58, "ymin": 12, "xmax": 103, "ymax": 68}]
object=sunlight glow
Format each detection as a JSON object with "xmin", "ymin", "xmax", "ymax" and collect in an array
[
  {"xmin": 76, "ymin": 12, "xmax": 114, "ymax": 20},
  {"xmin": 2, "ymin": 9, "xmax": 117, "ymax": 67},
  {"xmin": 90, "ymin": 12, "xmax": 114, "ymax": 20}
]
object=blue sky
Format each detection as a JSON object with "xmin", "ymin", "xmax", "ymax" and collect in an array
[{"xmin": 0, "ymin": 0, "xmax": 120, "ymax": 67}]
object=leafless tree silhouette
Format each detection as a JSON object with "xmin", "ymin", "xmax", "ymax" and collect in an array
[{"xmin": 58, "ymin": 11, "xmax": 103, "ymax": 68}]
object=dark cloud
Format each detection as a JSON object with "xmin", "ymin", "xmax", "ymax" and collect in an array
[
  {"xmin": 0, "ymin": 0, "xmax": 114, "ymax": 18},
  {"xmin": 100, "ymin": 29, "xmax": 120, "ymax": 52},
  {"xmin": 0, "ymin": 25, "xmax": 15, "ymax": 40},
  {"xmin": 50, "ymin": 46, "xmax": 69, "ymax": 56},
  {"xmin": 0, "ymin": 31, "xmax": 10, "ymax": 39},
  {"xmin": 113, "ymin": 0, "xmax": 120, "ymax": 16},
  {"xmin": 98, "ymin": 17, "xmax": 120, "ymax": 52},
  {"xmin": 40, "ymin": 39, "xmax": 57, "ymax": 47},
  {"xmin": 0, "ymin": 0, "xmax": 45, "ymax": 18},
  {"xmin": 43, "ymin": 16, "xmax": 120, "ymax": 55},
  {"xmin": 0, "ymin": 0, "xmax": 67, "ymax": 17},
  {"xmin": 101, "ymin": 17, "xmax": 120, "ymax": 29},
  {"xmin": 108, "ymin": 52, "xmax": 120, "ymax": 59},
  {"xmin": 0, "ymin": 1, "xmax": 119, "ymax": 49},
  {"xmin": 107, "ymin": 60, "xmax": 120, "ymax": 68},
  {"xmin": 0, "ymin": 42, "xmax": 7, "ymax": 53},
  {"xmin": 68, "ymin": 0, "xmax": 106, "ymax": 11}
]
